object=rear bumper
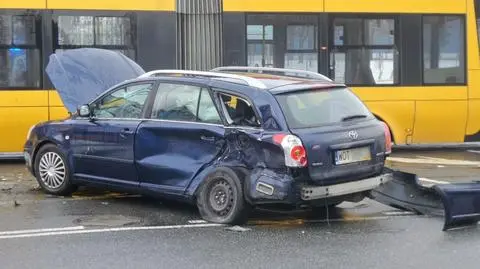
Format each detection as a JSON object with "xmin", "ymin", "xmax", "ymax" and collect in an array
[
  {"xmin": 245, "ymin": 167, "xmax": 392, "ymax": 205},
  {"xmin": 300, "ymin": 173, "xmax": 393, "ymax": 200}
]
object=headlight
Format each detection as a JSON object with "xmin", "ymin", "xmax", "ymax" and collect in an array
[{"xmin": 26, "ymin": 124, "xmax": 36, "ymax": 140}]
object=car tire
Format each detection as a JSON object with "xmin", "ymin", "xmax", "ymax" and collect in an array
[
  {"xmin": 196, "ymin": 167, "xmax": 249, "ymax": 224},
  {"xmin": 34, "ymin": 144, "xmax": 77, "ymax": 196}
]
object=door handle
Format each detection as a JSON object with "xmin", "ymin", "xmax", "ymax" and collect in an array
[
  {"xmin": 200, "ymin": 135, "xmax": 215, "ymax": 142},
  {"xmin": 120, "ymin": 128, "xmax": 134, "ymax": 138}
]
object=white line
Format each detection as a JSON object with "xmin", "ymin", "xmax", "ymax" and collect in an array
[
  {"xmin": 0, "ymin": 223, "xmax": 224, "ymax": 240},
  {"xmin": 0, "ymin": 226, "xmax": 85, "ymax": 236},
  {"xmin": 418, "ymin": 177, "xmax": 449, "ymax": 185},
  {"xmin": 382, "ymin": 211, "xmax": 416, "ymax": 216},
  {"xmin": 468, "ymin": 150, "xmax": 480, "ymax": 154},
  {"xmin": 188, "ymin": 220, "xmax": 208, "ymax": 224}
]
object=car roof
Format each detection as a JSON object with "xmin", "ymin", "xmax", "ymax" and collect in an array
[
  {"xmin": 136, "ymin": 71, "xmax": 346, "ymax": 95},
  {"xmin": 227, "ymin": 72, "xmax": 346, "ymax": 93}
]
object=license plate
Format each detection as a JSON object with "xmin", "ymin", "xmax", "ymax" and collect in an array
[{"xmin": 334, "ymin": 147, "xmax": 371, "ymax": 165}]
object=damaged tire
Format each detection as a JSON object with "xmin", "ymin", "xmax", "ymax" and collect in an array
[
  {"xmin": 34, "ymin": 144, "xmax": 76, "ymax": 196},
  {"xmin": 196, "ymin": 167, "xmax": 249, "ymax": 224}
]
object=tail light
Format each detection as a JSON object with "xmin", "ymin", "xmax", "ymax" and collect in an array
[
  {"xmin": 273, "ymin": 134, "xmax": 308, "ymax": 167},
  {"xmin": 381, "ymin": 122, "xmax": 392, "ymax": 154}
]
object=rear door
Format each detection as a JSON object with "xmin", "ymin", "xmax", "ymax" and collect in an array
[
  {"xmin": 274, "ymin": 87, "xmax": 387, "ymax": 185},
  {"xmin": 73, "ymin": 81, "xmax": 155, "ymax": 186},
  {"xmin": 135, "ymin": 82, "xmax": 225, "ymax": 194}
]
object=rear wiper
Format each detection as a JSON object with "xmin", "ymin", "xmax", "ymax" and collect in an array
[{"xmin": 341, "ymin": 114, "xmax": 367, "ymax": 121}]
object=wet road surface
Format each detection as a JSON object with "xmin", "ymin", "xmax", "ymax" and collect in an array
[{"xmin": 1, "ymin": 150, "xmax": 480, "ymax": 268}]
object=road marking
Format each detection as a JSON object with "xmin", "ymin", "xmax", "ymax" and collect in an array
[
  {"xmin": 382, "ymin": 211, "xmax": 416, "ymax": 216},
  {"xmin": 468, "ymin": 150, "xmax": 480, "ymax": 154},
  {"xmin": 388, "ymin": 156, "xmax": 480, "ymax": 166},
  {"xmin": 188, "ymin": 220, "xmax": 208, "ymax": 224},
  {"xmin": 0, "ymin": 223, "xmax": 224, "ymax": 240},
  {"xmin": 418, "ymin": 177, "xmax": 449, "ymax": 185},
  {"xmin": 0, "ymin": 226, "xmax": 85, "ymax": 236}
]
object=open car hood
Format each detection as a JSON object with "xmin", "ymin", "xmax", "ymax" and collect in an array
[{"xmin": 45, "ymin": 48, "xmax": 145, "ymax": 113}]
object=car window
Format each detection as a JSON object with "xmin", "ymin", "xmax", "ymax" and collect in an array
[
  {"xmin": 274, "ymin": 87, "xmax": 374, "ymax": 128},
  {"xmin": 92, "ymin": 83, "xmax": 154, "ymax": 119},
  {"xmin": 151, "ymin": 83, "xmax": 200, "ymax": 122},
  {"xmin": 218, "ymin": 92, "xmax": 260, "ymax": 127},
  {"xmin": 197, "ymin": 89, "xmax": 222, "ymax": 124}
]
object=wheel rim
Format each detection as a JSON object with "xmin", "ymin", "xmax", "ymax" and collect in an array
[
  {"xmin": 208, "ymin": 179, "xmax": 235, "ymax": 216},
  {"xmin": 38, "ymin": 152, "xmax": 66, "ymax": 189}
]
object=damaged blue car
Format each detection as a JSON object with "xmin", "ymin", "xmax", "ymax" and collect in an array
[{"xmin": 24, "ymin": 48, "xmax": 394, "ymax": 224}]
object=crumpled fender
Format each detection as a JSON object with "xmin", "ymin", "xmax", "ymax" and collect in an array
[
  {"xmin": 370, "ymin": 168, "xmax": 480, "ymax": 231},
  {"xmin": 244, "ymin": 168, "xmax": 296, "ymax": 205}
]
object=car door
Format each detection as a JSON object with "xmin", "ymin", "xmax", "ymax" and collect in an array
[
  {"xmin": 72, "ymin": 81, "xmax": 156, "ymax": 187},
  {"xmin": 135, "ymin": 82, "xmax": 225, "ymax": 195}
]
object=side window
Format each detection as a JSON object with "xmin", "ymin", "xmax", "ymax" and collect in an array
[
  {"xmin": 0, "ymin": 14, "xmax": 41, "ymax": 88},
  {"xmin": 423, "ymin": 15, "xmax": 465, "ymax": 84},
  {"xmin": 93, "ymin": 83, "xmax": 153, "ymax": 119},
  {"xmin": 151, "ymin": 83, "xmax": 200, "ymax": 122},
  {"xmin": 218, "ymin": 92, "xmax": 260, "ymax": 127},
  {"xmin": 198, "ymin": 89, "xmax": 222, "ymax": 124}
]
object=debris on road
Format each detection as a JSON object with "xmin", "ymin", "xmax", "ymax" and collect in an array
[
  {"xmin": 371, "ymin": 168, "xmax": 480, "ymax": 231},
  {"xmin": 225, "ymin": 225, "xmax": 251, "ymax": 232}
]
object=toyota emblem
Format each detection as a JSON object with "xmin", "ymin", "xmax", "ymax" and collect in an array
[{"xmin": 348, "ymin": 130, "xmax": 359, "ymax": 140}]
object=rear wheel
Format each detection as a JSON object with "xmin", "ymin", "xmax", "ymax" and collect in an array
[
  {"xmin": 196, "ymin": 167, "xmax": 249, "ymax": 224},
  {"xmin": 34, "ymin": 144, "xmax": 77, "ymax": 196}
]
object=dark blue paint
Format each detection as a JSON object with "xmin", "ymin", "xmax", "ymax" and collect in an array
[
  {"xmin": 71, "ymin": 119, "xmax": 141, "ymax": 184},
  {"xmin": 434, "ymin": 183, "xmax": 480, "ymax": 231},
  {"xmin": 25, "ymin": 48, "xmax": 397, "ymax": 209},
  {"xmin": 135, "ymin": 120, "xmax": 225, "ymax": 190},
  {"xmin": 291, "ymin": 119, "xmax": 386, "ymax": 185}
]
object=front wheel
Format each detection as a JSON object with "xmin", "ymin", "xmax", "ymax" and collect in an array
[
  {"xmin": 34, "ymin": 144, "xmax": 77, "ymax": 196},
  {"xmin": 196, "ymin": 167, "xmax": 249, "ymax": 224}
]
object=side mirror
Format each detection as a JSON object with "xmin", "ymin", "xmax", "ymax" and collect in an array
[{"xmin": 78, "ymin": 104, "xmax": 91, "ymax": 117}]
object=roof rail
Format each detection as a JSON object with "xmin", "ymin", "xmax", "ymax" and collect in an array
[
  {"xmin": 211, "ymin": 66, "xmax": 333, "ymax": 82},
  {"xmin": 138, "ymin": 69, "xmax": 267, "ymax": 89}
]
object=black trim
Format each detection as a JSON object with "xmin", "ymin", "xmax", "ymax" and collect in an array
[
  {"xmin": 73, "ymin": 154, "xmax": 133, "ymax": 164},
  {"xmin": 465, "ymin": 130, "xmax": 480, "ymax": 142},
  {"xmin": 41, "ymin": 10, "xmax": 54, "ymax": 90},
  {"xmin": 223, "ymin": 12, "xmax": 248, "ymax": 66},
  {"xmin": 318, "ymin": 14, "xmax": 329, "ymax": 77},
  {"xmin": 400, "ymin": 14, "xmax": 422, "ymax": 86}
]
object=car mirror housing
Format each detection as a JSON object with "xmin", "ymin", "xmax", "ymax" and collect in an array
[{"xmin": 78, "ymin": 104, "xmax": 91, "ymax": 117}]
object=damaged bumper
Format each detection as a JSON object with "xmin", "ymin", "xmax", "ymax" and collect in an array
[
  {"xmin": 371, "ymin": 169, "xmax": 480, "ymax": 231},
  {"xmin": 301, "ymin": 173, "xmax": 392, "ymax": 200},
  {"xmin": 246, "ymin": 168, "xmax": 392, "ymax": 205}
]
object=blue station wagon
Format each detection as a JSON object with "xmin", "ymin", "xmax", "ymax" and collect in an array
[{"xmin": 24, "ymin": 48, "xmax": 393, "ymax": 224}]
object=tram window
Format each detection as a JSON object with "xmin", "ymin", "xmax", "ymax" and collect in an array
[
  {"xmin": 0, "ymin": 14, "xmax": 41, "ymax": 88},
  {"xmin": 247, "ymin": 25, "xmax": 274, "ymax": 67},
  {"xmin": 332, "ymin": 18, "xmax": 398, "ymax": 85},
  {"xmin": 55, "ymin": 15, "xmax": 135, "ymax": 59},
  {"xmin": 423, "ymin": 16, "xmax": 465, "ymax": 84},
  {"xmin": 285, "ymin": 25, "xmax": 318, "ymax": 72}
]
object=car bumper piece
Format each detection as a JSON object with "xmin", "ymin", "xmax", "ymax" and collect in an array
[{"xmin": 301, "ymin": 173, "xmax": 393, "ymax": 201}]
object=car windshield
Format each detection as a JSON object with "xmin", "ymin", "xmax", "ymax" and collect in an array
[{"xmin": 274, "ymin": 87, "xmax": 373, "ymax": 129}]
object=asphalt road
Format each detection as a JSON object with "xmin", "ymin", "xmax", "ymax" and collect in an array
[{"xmin": 0, "ymin": 150, "xmax": 480, "ymax": 269}]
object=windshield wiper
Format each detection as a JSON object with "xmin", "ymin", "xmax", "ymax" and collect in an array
[{"xmin": 342, "ymin": 114, "xmax": 367, "ymax": 121}]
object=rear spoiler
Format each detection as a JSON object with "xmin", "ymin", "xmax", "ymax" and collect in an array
[{"xmin": 371, "ymin": 168, "xmax": 480, "ymax": 231}]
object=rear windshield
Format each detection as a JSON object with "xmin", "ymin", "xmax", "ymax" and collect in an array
[{"xmin": 275, "ymin": 87, "xmax": 373, "ymax": 129}]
